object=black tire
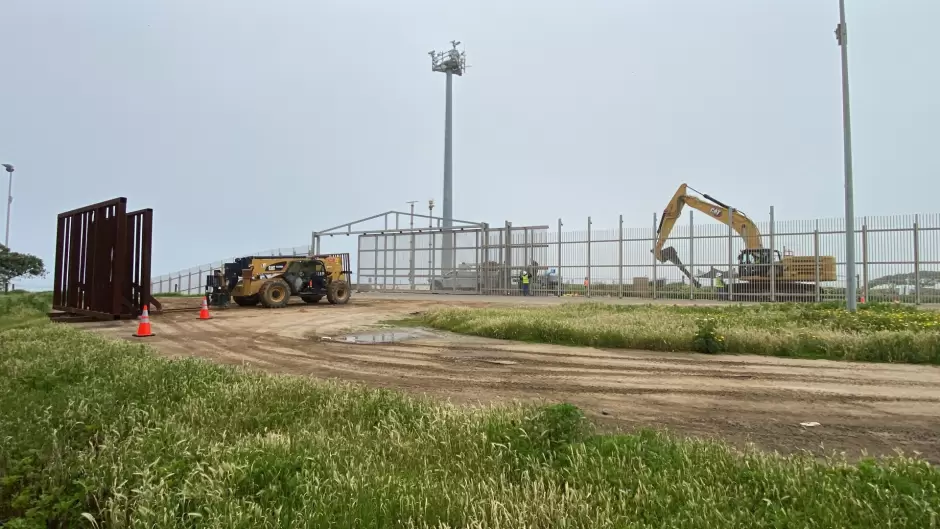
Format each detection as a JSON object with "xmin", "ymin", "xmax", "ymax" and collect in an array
[
  {"xmin": 259, "ymin": 279, "xmax": 291, "ymax": 308},
  {"xmin": 301, "ymin": 295, "xmax": 323, "ymax": 304},
  {"xmin": 326, "ymin": 280, "xmax": 351, "ymax": 305},
  {"xmin": 233, "ymin": 295, "xmax": 258, "ymax": 307}
]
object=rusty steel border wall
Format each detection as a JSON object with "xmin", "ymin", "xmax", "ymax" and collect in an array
[{"xmin": 52, "ymin": 197, "xmax": 159, "ymax": 320}]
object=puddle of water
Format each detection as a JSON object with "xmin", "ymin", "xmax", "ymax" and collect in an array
[{"xmin": 337, "ymin": 331, "xmax": 423, "ymax": 344}]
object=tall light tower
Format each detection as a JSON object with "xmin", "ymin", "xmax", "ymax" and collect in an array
[
  {"xmin": 835, "ymin": 0, "xmax": 857, "ymax": 311},
  {"xmin": 429, "ymin": 40, "xmax": 467, "ymax": 273}
]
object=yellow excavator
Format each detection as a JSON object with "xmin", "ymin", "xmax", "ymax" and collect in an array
[{"xmin": 654, "ymin": 183, "xmax": 836, "ymax": 300}]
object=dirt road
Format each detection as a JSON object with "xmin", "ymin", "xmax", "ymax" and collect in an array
[{"xmin": 81, "ymin": 295, "xmax": 940, "ymax": 462}]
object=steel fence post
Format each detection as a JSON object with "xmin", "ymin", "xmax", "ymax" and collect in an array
[
  {"xmin": 505, "ymin": 221, "xmax": 512, "ymax": 295},
  {"xmin": 482, "ymin": 222, "xmax": 490, "ymax": 294},
  {"xmin": 769, "ymin": 206, "xmax": 776, "ymax": 302},
  {"xmin": 557, "ymin": 218, "xmax": 563, "ymax": 297},
  {"xmin": 814, "ymin": 220, "xmax": 821, "ymax": 303},
  {"xmin": 382, "ymin": 216, "xmax": 389, "ymax": 291},
  {"xmin": 452, "ymin": 229, "xmax": 458, "ymax": 294},
  {"xmin": 497, "ymin": 226, "xmax": 504, "ymax": 293},
  {"xmin": 618, "ymin": 214, "xmax": 624, "ymax": 298},
  {"xmin": 689, "ymin": 210, "xmax": 695, "ymax": 300},
  {"xmin": 727, "ymin": 208, "xmax": 734, "ymax": 302},
  {"xmin": 587, "ymin": 216, "xmax": 592, "ymax": 298},
  {"xmin": 523, "ymin": 227, "xmax": 529, "ymax": 295},
  {"xmin": 652, "ymin": 213, "xmax": 658, "ymax": 300},
  {"xmin": 187, "ymin": 271, "xmax": 192, "ymax": 294},
  {"xmin": 476, "ymin": 226, "xmax": 483, "ymax": 294},
  {"xmin": 523, "ymin": 227, "xmax": 529, "ymax": 271},
  {"xmin": 410, "ymin": 229, "xmax": 416, "ymax": 291},
  {"xmin": 862, "ymin": 218, "xmax": 868, "ymax": 303},
  {"xmin": 430, "ymin": 231, "xmax": 437, "ymax": 292},
  {"xmin": 357, "ymin": 236, "xmax": 362, "ymax": 292},
  {"xmin": 914, "ymin": 214, "xmax": 921, "ymax": 305},
  {"xmin": 393, "ymin": 214, "xmax": 399, "ymax": 291}
]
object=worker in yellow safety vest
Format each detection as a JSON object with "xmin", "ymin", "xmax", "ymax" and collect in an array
[
  {"xmin": 520, "ymin": 271, "xmax": 531, "ymax": 296},
  {"xmin": 714, "ymin": 274, "xmax": 725, "ymax": 289}
]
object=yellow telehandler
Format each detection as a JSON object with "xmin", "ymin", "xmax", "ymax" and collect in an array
[{"xmin": 205, "ymin": 253, "xmax": 352, "ymax": 308}]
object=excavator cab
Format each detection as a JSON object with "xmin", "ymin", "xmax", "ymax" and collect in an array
[{"xmin": 738, "ymin": 248, "xmax": 783, "ymax": 279}]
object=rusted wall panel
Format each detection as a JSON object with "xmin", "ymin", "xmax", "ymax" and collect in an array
[{"xmin": 52, "ymin": 198, "xmax": 159, "ymax": 320}]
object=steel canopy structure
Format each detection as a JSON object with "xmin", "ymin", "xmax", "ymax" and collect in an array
[
  {"xmin": 311, "ymin": 210, "xmax": 486, "ymax": 253},
  {"xmin": 312, "ymin": 211, "xmax": 550, "ymax": 295}
]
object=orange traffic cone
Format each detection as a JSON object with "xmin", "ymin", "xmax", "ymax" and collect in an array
[
  {"xmin": 198, "ymin": 297, "xmax": 213, "ymax": 320},
  {"xmin": 133, "ymin": 305, "xmax": 155, "ymax": 337}
]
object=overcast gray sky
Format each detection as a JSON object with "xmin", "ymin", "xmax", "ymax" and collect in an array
[{"xmin": 2, "ymin": 0, "xmax": 937, "ymax": 287}]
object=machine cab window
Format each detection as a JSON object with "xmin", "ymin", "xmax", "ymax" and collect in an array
[{"xmin": 286, "ymin": 259, "xmax": 326, "ymax": 279}]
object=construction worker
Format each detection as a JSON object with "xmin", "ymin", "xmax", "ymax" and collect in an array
[{"xmin": 520, "ymin": 270, "xmax": 531, "ymax": 296}]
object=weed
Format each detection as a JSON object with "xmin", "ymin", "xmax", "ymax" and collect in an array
[{"xmin": 692, "ymin": 316, "xmax": 726, "ymax": 354}]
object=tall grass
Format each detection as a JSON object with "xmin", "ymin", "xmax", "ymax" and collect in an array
[
  {"xmin": 0, "ymin": 291, "xmax": 52, "ymax": 332},
  {"xmin": 2, "ymin": 296, "xmax": 939, "ymax": 527},
  {"xmin": 422, "ymin": 302, "xmax": 940, "ymax": 364}
]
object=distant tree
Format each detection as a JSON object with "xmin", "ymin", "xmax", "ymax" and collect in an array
[{"xmin": 0, "ymin": 244, "xmax": 46, "ymax": 286}]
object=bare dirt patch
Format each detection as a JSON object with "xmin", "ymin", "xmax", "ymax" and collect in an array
[{"xmin": 80, "ymin": 294, "xmax": 940, "ymax": 462}]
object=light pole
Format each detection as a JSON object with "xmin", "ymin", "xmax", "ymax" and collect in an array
[
  {"xmin": 835, "ymin": 0, "xmax": 857, "ymax": 311},
  {"xmin": 429, "ymin": 41, "xmax": 467, "ymax": 274},
  {"xmin": 1, "ymin": 164, "xmax": 13, "ymax": 249}
]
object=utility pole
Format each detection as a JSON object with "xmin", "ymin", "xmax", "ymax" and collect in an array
[
  {"xmin": 429, "ymin": 41, "xmax": 467, "ymax": 274},
  {"xmin": 407, "ymin": 200, "xmax": 418, "ymax": 290},
  {"xmin": 1, "ymin": 164, "xmax": 13, "ymax": 249},
  {"xmin": 835, "ymin": 0, "xmax": 857, "ymax": 311},
  {"xmin": 1, "ymin": 164, "xmax": 13, "ymax": 293}
]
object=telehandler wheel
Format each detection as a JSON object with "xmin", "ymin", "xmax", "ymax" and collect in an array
[
  {"xmin": 301, "ymin": 295, "xmax": 323, "ymax": 304},
  {"xmin": 326, "ymin": 280, "xmax": 351, "ymax": 305},
  {"xmin": 233, "ymin": 295, "xmax": 258, "ymax": 307},
  {"xmin": 259, "ymin": 279, "xmax": 291, "ymax": 308}
]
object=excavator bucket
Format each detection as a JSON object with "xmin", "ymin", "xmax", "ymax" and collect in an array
[{"xmin": 659, "ymin": 246, "xmax": 701, "ymax": 288}]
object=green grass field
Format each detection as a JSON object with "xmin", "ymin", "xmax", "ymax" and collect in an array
[
  {"xmin": 422, "ymin": 302, "xmax": 940, "ymax": 364},
  {"xmin": 2, "ymin": 293, "xmax": 940, "ymax": 527}
]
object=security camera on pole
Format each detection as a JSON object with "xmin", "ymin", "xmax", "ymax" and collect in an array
[{"xmin": 429, "ymin": 41, "xmax": 467, "ymax": 275}]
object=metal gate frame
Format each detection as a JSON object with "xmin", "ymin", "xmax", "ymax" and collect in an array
[{"xmin": 52, "ymin": 197, "xmax": 160, "ymax": 320}]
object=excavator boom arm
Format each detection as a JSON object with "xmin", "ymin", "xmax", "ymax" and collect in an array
[{"xmin": 653, "ymin": 184, "xmax": 764, "ymax": 261}]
